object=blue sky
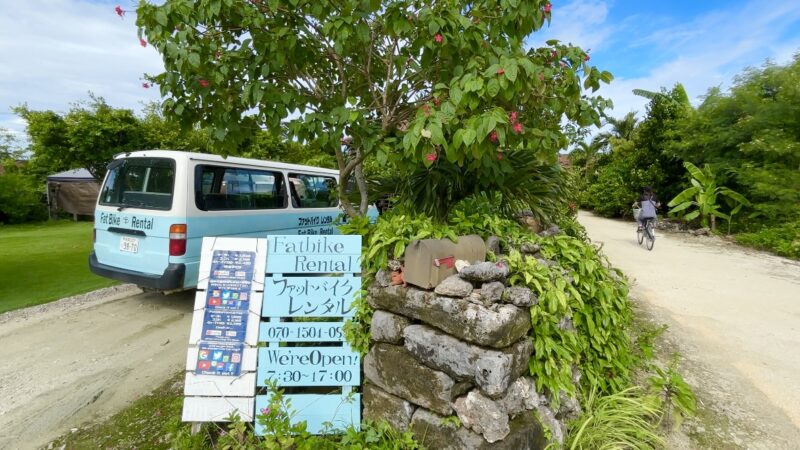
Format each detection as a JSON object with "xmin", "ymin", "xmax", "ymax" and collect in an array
[{"xmin": 1, "ymin": 0, "xmax": 800, "ymax": 146}]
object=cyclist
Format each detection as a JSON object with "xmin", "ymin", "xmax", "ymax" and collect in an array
[{"xmin": 635, "ymin": 186, "xmax": 660, "ymax": 231}]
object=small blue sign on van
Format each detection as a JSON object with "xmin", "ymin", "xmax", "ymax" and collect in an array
[{"xmin": 256, "ymin": 235, "xmax": 362, "ymax": 435}]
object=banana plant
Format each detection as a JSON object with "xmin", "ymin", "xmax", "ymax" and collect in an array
[{"xmin": 668, "ymin": 162, "xmax": 750, "ymax": 232}]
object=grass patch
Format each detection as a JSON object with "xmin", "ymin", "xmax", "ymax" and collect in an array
[
  {"xmin": 0, "ymin": 220, "xmax": 116, "ymax": 314},
  {"xmin": 49, "ymin": 372, "xmax": 186, "ymax": 450}
]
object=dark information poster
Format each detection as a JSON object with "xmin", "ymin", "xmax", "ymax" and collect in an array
[
  {"xmin": 200, "ymin": 250, "xmax": 256, "ymax": 344},
  {"xmin": 195, "ymin": 341, "xmax": 244, "ymax": 376}
]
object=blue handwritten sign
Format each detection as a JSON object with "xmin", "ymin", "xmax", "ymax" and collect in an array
[
  {"xmin": 257, "ymin": 347, "xmax": 360, "ymax": 387},
  {"xmin": 266, "ymin": 235, "xmax": 361, "ymax": 274},
  {"xmin": 262, "ymin": 275, "xmax": 359, "ymax": 317},
  {"xmin": 257, "ymin": 235, "xmax": 362, "ymax": 434},
  {"xmin": 259, "ymin": 322, "xmax": 345, "ymax": 342}
]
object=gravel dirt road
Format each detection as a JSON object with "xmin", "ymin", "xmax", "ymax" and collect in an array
[
  {"xmin": 0, "ymin": 285, "xmax": 193, "ymax": 450},
  {"xmin": 579, "ymin": 211, "xmax": 800, "ymax": 449}
]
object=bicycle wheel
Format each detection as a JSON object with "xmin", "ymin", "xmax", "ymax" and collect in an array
[
  {"xmin": 645, "ymin": 222, "xmax": 655, "ymax": 250},
  {"xmin": 637, "ymin": 227, "xmax": 644, "ymax": 245}
]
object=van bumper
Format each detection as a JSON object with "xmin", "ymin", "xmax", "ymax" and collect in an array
[{"xmin": 89, "ymin": 252, "xmax": 185, "ymax": 290}]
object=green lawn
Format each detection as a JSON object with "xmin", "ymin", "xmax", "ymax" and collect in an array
[{"xmin": 0, "ymin": 221, "xmax": 117, "ymax": 314}]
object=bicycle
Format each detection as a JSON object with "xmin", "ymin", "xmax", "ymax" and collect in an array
[
  {"xmin": 637, "ymin": 218, "xmax": 656, "ymax": 250},
  {"xmin": 633, "ymin": 207, "xmax": 656, "ymax": 250}
]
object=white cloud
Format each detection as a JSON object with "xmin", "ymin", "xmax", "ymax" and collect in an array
[
  {"xmin": 0, "ymin": 0, "xmax": 164, "ymax": 139},
  {"xmin": 601, "ymin": 0, "xmax": 800, "ymax": 118},
  {"xmin": 530, "ymin": 0, "xmax": 613, "ymax": 53}
]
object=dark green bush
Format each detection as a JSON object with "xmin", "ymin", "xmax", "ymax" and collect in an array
[
  {"xmin": 735, "ymin": 220, "xmax": 800, "ymax": 259},
  {"xmin": 0, "ymin": 172, "xmax": 47, "ymax": 223}
]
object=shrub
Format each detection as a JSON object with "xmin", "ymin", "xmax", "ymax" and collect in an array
[
  {"xmin": 735, "ymin": 220, "xmax": 800, "ymax": 259},
  {"xmin": 0, "ymin": 172, "xmax": 47, "ymax": 223}
]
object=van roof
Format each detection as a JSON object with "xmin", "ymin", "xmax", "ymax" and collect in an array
[{"xmin": 115, "ymin": 150, "xmax": 339, "ymax": 176}]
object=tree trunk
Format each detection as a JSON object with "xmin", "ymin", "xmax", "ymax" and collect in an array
[{"xmin": 710, "ymin": 214, "xmax": 716, "ymax": 232}]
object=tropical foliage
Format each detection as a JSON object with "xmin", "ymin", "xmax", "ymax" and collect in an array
[
  {"xmin": 136, "ymin": 0, "xmax": 612, "ymax": 218},
  {"xmin": 575, "ymin": 54, "xmax": 800, "ymax": 258},
  {"xmin": 667, "ymin": 162, "xmax": 749, "ymax": 232}
]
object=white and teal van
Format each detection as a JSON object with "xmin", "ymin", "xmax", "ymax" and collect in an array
[{"xmin": 90, "ymin": 150, "xmax": 369, "ymax": 291}]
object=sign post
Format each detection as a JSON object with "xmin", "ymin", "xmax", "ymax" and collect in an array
[
  {"xmin": 182, "ymin": 237, "xmax": 266, "ymax": 424},
  {"xmin": 256, "ymin": 235, "xmax": 362, "ymax": 434}
]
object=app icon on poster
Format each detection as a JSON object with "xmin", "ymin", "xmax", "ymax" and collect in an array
[
  {"xmin": 198, "ymin": 350, "xmax": 210, "ymax": 360},
  {"xmin": 231, "ymin": 353, "xmax": 241, "ymax": 363},
  {"xmin": 232, "ymin": 292, "xmax": 239, "ymax": 300},
  {"xmin": 213, "ymin": 351, "xmax": 223, "ymax": 360},
  {"xmin": 222, "ymin": 356, "xmax": 230, "ymax": 362},
  {"xmin": 198, "ymin": 361, "xmax": 211, "ymax": 370},
  {"xmin": 222, "ymin": 291, "xmax": 231, "ymax": 300},
  {"xmin": 208, "ymin": 297, "xmax": 221, "ymax": 306},
  {"xmin": 212, "ymin": 290, "xmax": 221, "ymax": 297},
  {"xmin": 211, "ymin": 361, "xmax": 218, "ymax": 367},
  {"xmin": 240, "ymin": 293, "xmax": 248, "ymax": 301},
  {"xmin": 228, "ymin": 363, "xmax": 236, "ymax": 371}
]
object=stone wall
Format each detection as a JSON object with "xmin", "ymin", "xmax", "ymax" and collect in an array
[{"xmin": 363, "ymin": 251, "xmax": 573, "ymax": 449}]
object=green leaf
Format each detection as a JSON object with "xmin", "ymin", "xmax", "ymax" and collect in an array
[
  {"xmin": 505, "ymin": 64, "xmax": 518, "ymax": 82},
  {"xmin": 155, "ymin": 10, "xmax": 168, "ymax": 27},
  {"xmin": 462, "ymin": 128, "xmax": 476, "ymax": 146},
  {"xmin": 450, "ymin": 85, "xmax": 463, "ymax": 106},
  {"xmin": 487, "ymin": 78, "xmax": 500, "ymax": 97},
  {"xmin": 188, "ymin": 53, "xmax": 201, "ymax": 68}
]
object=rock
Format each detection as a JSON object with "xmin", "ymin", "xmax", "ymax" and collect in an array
[
  {"xmin": 501, "ymin": 377, "xmax": 543, "ymax": 416},
  {"xmin": 480, "ymin": 281, "xmax": 505, "ymax": 304},
  {"xmin": 459, "ymin": 261, "xmax": 510, "ymax": 283},
  {"xmin": 388, "ymin": 259, "xmax": 403, "ymax": 271},
  {"xmin": 536, "ymin": 405, "xmax": 565, "ymax": 446},
  {"xmin": 691, "ymin": 228, "xmax": 710, "ymax": 236},
  {"xmin": 557, "ymin": 316, "xmax": 577, "ymax": 333},
  {"xmin": 371, "ymin": 310, "xmax": 411, "ymax": 344},
  {"xmin": 363, "ymin": 343, "xmax": 469, "ymax": 416},
  {"xmin": 538, "ymin": 225, "xmax": 560, "ymax": 237},
  {"xmin": 518, "ymin": 215, "xmax": 542, "ymax": 234},
  {"xmin": 455, "ymin": 259, "xmax": 470, "ymax": 273},
  {"xmin": 453, "ymin": 390, "xmax": 509, "ymax": 443},
  {"xmin": 375, "ymin": 269, "xmax": 393, "ymax": 288},
  {"xmin": 535, "ymin": 257, "xmax": 556, "ymax": 267},
  {"xmin": 466, "ymin": 291, "xmax": 492, "ymax": 307},
  {"xmin": 403, "ymin": 324, "xmax": 533, "ymax": 398},
  {"xmin": 368, "ymin": 285, "xmax": 531, "ymax": 348},
  {"xmin": 363, "ymin": 384, "xmax": 416, "ymax": 431},
  {"xmin": 502, "ymin": 286, "xmax": 537, "ymax": 308},
  {"xmin": 485, "ymin": 236, "xmax": 501, "ymax": 255},
  {"xmin": 571, "ymin": 366, "xmax": 582, "ymax": 386},
  {"xmin": 411, "ymin": 407, "xmax": 547, "ymax": 450},
  {"xmin": 435, "ymin": 275, "xmax": 474, "ymax": 298},
  {"xmin": 556, "ymin": 391, "xmax": 582, "ymax": 421},
  {"xmin": 519, "ymin": 242, "xmax": 540, "ymax": 254}
]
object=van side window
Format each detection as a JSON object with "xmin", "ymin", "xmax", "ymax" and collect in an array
[
  {"xmin": 195, "ymin": 165, "xmax": 287, "ymax": 211},
  {"xmin": 288, "ymin": 173, "xmax": 338, "ymax": 208}
]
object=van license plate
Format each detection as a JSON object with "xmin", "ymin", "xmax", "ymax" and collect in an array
[{"xmin": 120, "ymin": 236, "xmax": 139, "ymax": 253}]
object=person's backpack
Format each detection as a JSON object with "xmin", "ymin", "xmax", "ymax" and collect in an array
[{"xmin": 640, "ymin": 195, "xmax": 657, "ymax": 218}]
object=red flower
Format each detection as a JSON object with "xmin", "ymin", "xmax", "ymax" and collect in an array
[
  {"xmin": 426, "ymin": 152, "xmax": 437, "ymax": 162},
  {"xmin": 584, "ymin": 54, "xmax": 590, "ymax": 62},
  {"xmin": 544, "ymin": 3, "xmax": 552, "ymax": 13},
  {"xmin": 489, "ymin": 130, "xmax": 498, "ymax": 143},
  {"xmin": 142, "ymin": 82, "xmax": 150, "ymax": 89},
  {"xmin": 513, "ymin": 122, "xmax": 523, "ymax": 134},
  {"xmin": 509, "ymin": 111, "xmax": 518, "ymax": 122},
  {"xmin": 433, "ymin": 98, "xmax": 441, "ymax": 107},
  {"xmin": 497, "ymin": 152, "xmax": 504, "ymax": 160},
  {"xmin": 139, "ymin": 38, "xmax": 147, "ymax": 47},
  {"xmin": 551, "ymin": 50, "xmax": 557, "ymax": 58},
  {"xmin": 198, "ymin": 79, "xmax": 210, "ymax": 87},
  {"xmin": 114, "ymin": 5, "xmax": 125, "ymax": 18},
  {"xmin": 497, "ymin": 68, "xmax": 505, "ymax": 75},
  {"xmin": 434, "ymin": 33, "xmax": 443, "ymax": 43}
]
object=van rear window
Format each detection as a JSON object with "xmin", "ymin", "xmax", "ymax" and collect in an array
[
  {"xmin": 195, "ymin": 165, "xmax": 287, "ymax": 210},
  {"xmin": 99, "ymin": 157, "xmax": 175, "ymax": 210}
]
